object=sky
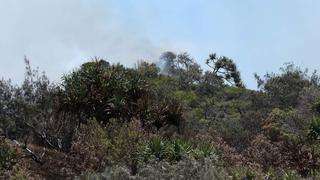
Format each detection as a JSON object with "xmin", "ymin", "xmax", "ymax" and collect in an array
[{"xmin": 1, "ymin": 0, "xmax": 320, "ymax": 89}]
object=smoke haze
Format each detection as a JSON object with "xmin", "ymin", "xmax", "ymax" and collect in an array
[{"xmin": 0, "ymin": 0, "xmax": 168, "ymax": 83}]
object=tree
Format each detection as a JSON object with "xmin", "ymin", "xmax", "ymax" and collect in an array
[
  {"xmin": 60, "ymin": 59, "xmax": 148, "ymax": 124},
  {"xmin": 160, "ymin": 51, "xmax": 176, "ymax": 75},
  {"xmin": 160, "ymin": 52, "xmax": 202, "ymax": 90},
  {"xmin": 135, "ymin": 61, "xmax": 159, "ymax": 78},
  {"xmin": 255, "ymin": 63, "xmax": 311, "ymax": 108},
  {"xmin": 197, "ymin": 71, "xmax": 224, "ymax": 96},
  {"xmin": 206, "ymin": 53, "xmax": 244, "ymax": 87}
]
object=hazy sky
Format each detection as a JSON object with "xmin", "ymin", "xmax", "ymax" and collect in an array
[{"xmin": 1, "ymin": 0, "xmax": 320, "ymax": 88}]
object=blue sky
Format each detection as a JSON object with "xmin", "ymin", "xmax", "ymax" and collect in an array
[{"xmin": 1, "ymin": 0, "xmax": 320, "ymax": 88}]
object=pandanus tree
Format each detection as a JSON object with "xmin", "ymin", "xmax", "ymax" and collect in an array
[
  {"xmin": 59, "ymin": 58, "xmax": 184, "ymax": 131},
  {"xmin": 60, "ymin": 59, "xmax": 148, "ymax": 124}
]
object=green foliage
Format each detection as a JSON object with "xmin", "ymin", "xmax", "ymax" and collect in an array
[
  {"xmin": 0, "ymin": 58, "xmax": 71, "ymax": 150},
  {"xmin": 1, "ymin": 53, "xmax": 320, "ymax": 179},
  {"xmin": 256, "ymin": 63, "xmax": 311, "ymax": 108},
  {"xmin": 313, "ymin": 100, "xmax": 320, "ymax": 114},
  {"xmin": 206, "ymin": 53, "xmax": 244, "ymax": 87},
  {"xmin": 283, "ymin": 171, "xmax": 299, "ymax": 180},
  {"xmin": 263, "ymin": 108, "xmax": 306, "ymax": 142},
  {"xmin": 192, "ymin": 143, "xmax": 215, "ymax": 160},
  {"xmin": 197, "ymin": 71, "xmax": 224, "ymax": 96},
  {"xmin": 308, "ymin": 117, "xmax": 320, "ymax": 142},
  {"xmin": 10, "ymin": 169, "xmax": 28, "ymax": 180},
  {"xmin": 105, "ymin": 120, "xmax": 145, "ymax": 164},
  {"xmin": 139, "ymin": 136, "xmax": 215, "ymax": 163},
  {"xmin": 160, "ymin": 52, "xmax": 202, "ymax": 90},
  {"xmin": 77, "ymin": 157, "xmax": 230, "ymax": 180},
  {"xmin": 149, "ymin": 75, "xmax": 179, "ymax": 95},
  {"xmin": 140, "ymin": 136, "xmax": 166, "ymax": 161},
  {"xmin": 60, "ymin": 59, "xmax": 148, "ymax": 124},
  {"xmin": 0, "ymin": 139, "xmax": 18, "ymax": 170},
  {"xmin": 223, "ymin": 86, "xmax": 247, "ymax": 98},
  {"xmin": 174, "ymin": 90, "xmax": 197, "ymax": 107},
  {"xmin": 74, "ymin": 118, "xmax": 146, "ymax": 174},
  {"xmin": 136, "ymin": 61, "xmax": 160, "ymax": 78},
  {"xmin": 230, "ymin": 167, "xmax": 258, "ymax": 180}
]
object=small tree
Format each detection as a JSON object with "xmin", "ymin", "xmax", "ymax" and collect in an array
[
  {"xmin": 160, "ymin": 52, "xmax": 202, "ymax": 90},
  {"xmin": 206, "ymin": 53, "xmax": 244, "ymax": 88},
  {"xmin": 255, "ymin": 63, "xmax": 311, "ymax": 108},
  {"xmin": 60, "ymin": 59, "xmax": 148, "ymax": 124}
]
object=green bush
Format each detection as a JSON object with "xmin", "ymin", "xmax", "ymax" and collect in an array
[
  {"xmin": 308, "ymin": 117, "xmax": 320, "ymax": 142},
  {"xmin": 139, "ymin": 136, "xmax": 216, "ymax": 163},
  {"xmin": 283, "ymin": 171, "xmax": 299, "ymax": 180},
  {"xmin": 192, "ymin": 143, "xmax": 215, "ymax": 160},
  {"xmin": 174, "ymin": 90, "xmax": 197, "ymax": 107},
  {"xmin": 0, "ymin": 139, "xmax": 18, "ymax": 170}
]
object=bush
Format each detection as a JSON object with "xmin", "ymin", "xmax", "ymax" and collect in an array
[
  {"xmin": 65, "ymin": 118, "xmax": 147, "ymax": 176},
  {"xmin": 308, "ymin": 117, "xmax": 320, "ymax": 142},
  {"xmin": 255, "ymin": 63, "xmax": 311, "ymax": 108},
  {"xmin": 139, "ymin": 136, "xmax": 216, "ymax": 163},
  {"xmin": 0, "ymin": 138, "xmax": 18, "ymax": 170},
  {"xmin": 76, "ymin": 157, "xmax": 230, "ymax": 180},
  {"xmin": 262, "ymin": 108, "xmax": 306, "ymax": 142}
]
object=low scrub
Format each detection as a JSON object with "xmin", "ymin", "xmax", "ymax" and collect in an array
[{"xmin": 139, "ymin": 136, "xmax": 217, "ymax": 163}]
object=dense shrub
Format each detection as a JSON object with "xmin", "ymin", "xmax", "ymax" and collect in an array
[
  {"xmin": 139, "ymin": 136, "xmax": 216, "ymax": 163},
  {"xmin": 255, "ymin": 63, "xmax": 311, "ymax": 108},
  {"xmin": 76, "ymin": 157, "xmax": 230, "ymax": 180},
  {"xmin": 0, "ymin": 59, "xmax": 71, "ymax": 151},
  {"xmin": 246, "ymin": 134, "xmax": 284, "ymax": 169},
  {"xmin": 308, "ymin": 117, "xmax": 320, "ymax": 141},
  {"xmin": 262, "ymin": 108, "xmax": 307, "ymax": 142},
  {"xmin": 0, "ymin": 138, "xmax": 18, "ymax": 170}
]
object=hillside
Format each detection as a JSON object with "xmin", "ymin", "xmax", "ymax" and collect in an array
[{"xmin": 1, "ymin": 52, "xmax": 320, "ymax": 179}]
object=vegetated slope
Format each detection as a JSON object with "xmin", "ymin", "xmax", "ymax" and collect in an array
[{"xmin": 1, "ymin": 53, "xmax": 320, "ymax": 179}]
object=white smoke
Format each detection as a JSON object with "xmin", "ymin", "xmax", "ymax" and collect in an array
[{"xmin": 0, "ymin": 0, "xmax": 167, "ymax": 83}]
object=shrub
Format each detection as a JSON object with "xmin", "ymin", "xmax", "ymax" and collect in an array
[
  {"xmin": 0, "ymin": 59, "xmax": 57, "ymax": 141},
  {"xmin": 229, "ymin": 166, "xmax": 261, "ymax": 180},
  {"xmin": 246, "ymin": 134, "xmax": 283, "ymax": 169},
  {"xmin": 139, "ymin": 136, "xmax": 216, "ymax": 163},
  {"xmin": 135, "ymin": 61, "xmax": 159, "ymax": 78},
  {"xmin": 0, "ymin": 138, "xmax": 18, "ymax": 170},
  {"xmin": 283, "ymin": 171, "xmax": 299, "ymax": 180},
  {"xmin": 192, "ymin": 143, "xmax": 216, "ymax": 160},
  {"xmin": 76, "ymin": 157, "xmax": 230, "ymax": 180},
  {"xmin": 69, "ymin": 118, "xmax": 147, "ymax": 175},
  {"xmin": 262, "ymin": 108, "xmax": 306, "ymax": 142},
  {"xmin": 255, "ymin": 63, "xmax": 311, "ymax": 108},
  {"xmin": 174, "ymin": 90, "xmax": 197, "ymax": 107},
  {"xmin": 308, "ymin": 117, "xmax": 320, "ymax": 142}
]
